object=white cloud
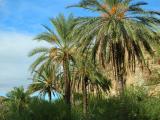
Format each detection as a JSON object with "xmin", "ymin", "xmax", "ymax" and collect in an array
[{"xmin": 0, "ymin": 31, "xmax": 50, "ymax": 94}]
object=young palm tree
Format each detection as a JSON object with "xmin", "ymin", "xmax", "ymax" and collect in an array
[
  {"xmin": 6, "ymin": 86, "xmax": 30, "ymax": 114},
  {"xmin": 29, "ymin": 14, "xmax": 76, "ymax": 106},
  {"xmin": 72, "ymin": 54, "xmax": 111, "ymax": 115},
  {"xmin": 28, "ymin": 67, "xmax": 59, "ymax": 102},
  {"xmin": 70, "ymin": 0, "xmax": 160, "ymax": 94}
]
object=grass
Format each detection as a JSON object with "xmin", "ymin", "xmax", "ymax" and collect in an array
[{"xmin": 1, "ymin": 87, "xmax": 160, "ymax": 120}]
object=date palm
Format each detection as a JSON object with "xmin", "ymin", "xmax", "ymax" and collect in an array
[
  {"xmin": 70, "ymin": 0, "xmax": 160, "ymax": 94},
  {"xmin": 72, "ymin": 54, "xmax": 111, "ymax": 115},
  {"xmin": 28, "ymin": 66, "xmax": 60, "ymax": 102},
  {"xmin": 6, "ymin": 87, "xmax": 30, "ymax": 115},
  {"xmin": 29, "ymin": 14, "xmax": 76, "ymax": 107}
]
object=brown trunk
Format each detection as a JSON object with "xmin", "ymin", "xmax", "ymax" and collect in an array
[
  {"xmin": 48, "ymin": 91, "xmax": 52, "ymax": 102},
  {"xmin": 117, "ymin": 79, "xmax": 124, "ymax": 95},
  {"xmin": 116, "ymin": 72, "xmax": 126, "ymax": 95},
  {"xmin": 63, "ymin": 53, "xmax": 71, "ymax": 107},
  {"xmin": 71, "ymin": 79, "xmax": 76, "ymax": 106},
  {"xmin": 82, "ymin": 76, "xmax": 88, "ymax": 116}
]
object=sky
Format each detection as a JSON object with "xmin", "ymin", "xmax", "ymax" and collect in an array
[{"xmin": 0, "ymin": 0, "xmax": 160, "ymax": 96}]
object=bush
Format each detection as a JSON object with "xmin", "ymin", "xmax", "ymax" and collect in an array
[
  {"xmin": 5, "ymin": 97, "xmax": 82, "ymax": 120},
  {"xmin": 1, "ymin": 87, "xmax": 160, "ymax": 120},
  {"xmin": 86, "ymin": 87, "xmax": 159, "ymax": 120},
  {"xmin": 141, "ymin": 97, "xmax": 160, "ymax": 120},
  {"xmin": 28, "ymin": 98, "xmax": 81, "ymax": 120}
]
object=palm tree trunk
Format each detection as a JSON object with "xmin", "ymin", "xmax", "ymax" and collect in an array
[
  {"xmin": 82, "ymin": 76, "xmax": 88, "ymax": 116},
  {"xmin": 48, "ymin": 91, "xmax": 52, "ymax": 102},
  {"xmin": 117, "ymin": 79, "xmax": 124, "ymax": 95},
  {"xmin": 63, "ymin": 54, "xmax": 71, "ymax": 107},
  {"xmin": 117, "ymin": 71, "xmax": 126, "ymax": 95},
  {"xmin": 71, "ymin": 79, "xmax": 76, "ymax": 106}
]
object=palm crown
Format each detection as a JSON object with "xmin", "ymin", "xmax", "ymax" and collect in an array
[
  {"xmin": 71, "ymin": 0, "xmax": 160, "ymax": 93},
  {"xmin": 29, "ymin": 14, "xmax": 77, "ymax": 106},
  {"xmin": 28, "ymin": 66, "xmax": 60, "ymax": 102}
]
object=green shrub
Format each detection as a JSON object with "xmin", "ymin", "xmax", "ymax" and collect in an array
[
  {"xmin": 141, "ymin": 97, "xmax": 160, "ymax": 120},
  {"xmin": 86, "ymin": 87, "xmax": 155, "ymax": 120},
  {"xmin": 2, "ymin": 87, "xmax": 160, "ymax": 120}
]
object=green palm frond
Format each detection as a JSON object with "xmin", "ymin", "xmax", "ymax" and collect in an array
[
  {"xmin": 29, "ymin": 14, "xmax": 77, "ymax": 101},
  {"xmin": 34, "ymin": 32, "xmax": 59, "ymax": 45},
  {"xmin": 28, "ymin": 47, "xmax": 49, "ymax": 57},
  {"xmin": 30, "ymin": 54, "xmax": 48, "ymax": 73},
  {"xmin": 69, "ymin": 0, "xmax": 160, "ymax": 92},
  {"xmin": 28, "ymin": 66, "xmax": 60, "ymax": 101}
]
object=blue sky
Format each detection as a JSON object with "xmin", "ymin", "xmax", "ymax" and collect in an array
[{"xmin": 0, "ymin": 0, "xmax": 160, "ymax": 96}]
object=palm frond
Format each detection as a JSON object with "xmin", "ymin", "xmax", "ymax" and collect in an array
[{"xmin": 28, "ymin": 47, "xmax": 49, "ymax": 57}]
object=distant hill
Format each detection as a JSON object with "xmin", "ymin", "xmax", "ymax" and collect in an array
[
  {"xmin": 0, "ymin": 96, "xmax": 6, "ymax": 108},
  {"xmin": 0, "ymin": 96, "xmax": 5, "ymax": 102}
]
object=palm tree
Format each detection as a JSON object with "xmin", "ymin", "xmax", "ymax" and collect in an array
[
  {"xmin": 28, "ymin": 66, "xmax": 59, "ymax": 102},
  {"xmin": 6, "ymin": 86, "xmax": 30, "ymax": 114},
  {"xmin": 29, "ymin": 14, "xmax": 76, "ymax": 106},
  {"xmin": 72, "ymin": 54, "xmax": 111, "ymax": 115},
  {"xmin": 70, "ymin": 0, "xmax": 160, "ymax": 94}
]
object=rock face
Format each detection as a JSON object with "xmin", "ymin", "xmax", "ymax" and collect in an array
[
  {"xmin": 107, "ymin": 51, "xmax": 160, "ymax": 96},
  {"xmin": 148, "ymin": 84, "xmax": 160, "ymax": 96}
]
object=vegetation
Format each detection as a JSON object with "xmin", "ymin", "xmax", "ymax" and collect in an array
[
  {"xmin": 28, "ymin": 67, "xmax": 58, "ymax": 102},
  {"xmin": 70, "ymin": 0, "xmax": 160, "ymax": 94},
  {"xmin": 28, "ymin": 14, "xmax": 77, "ymax": 108},
  {"xmin": 1, "ymin": 87, "xmax": 160, "ymax": 120},
  {"xmin": 0, "ymin": 0, "xmax": 160, "ymax": 120}
]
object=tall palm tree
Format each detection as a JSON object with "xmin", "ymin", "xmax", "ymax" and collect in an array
[
  {"xmin": 28, "ymin": 66, "xmax": 59, "ymax": 102},
  {"xmin": 70, "ymin": 0, "xmax": 160, "ymax": 94},
  {"xmin": 29, "ymin": 14, "xmax": 76, "ymax": 106}
]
